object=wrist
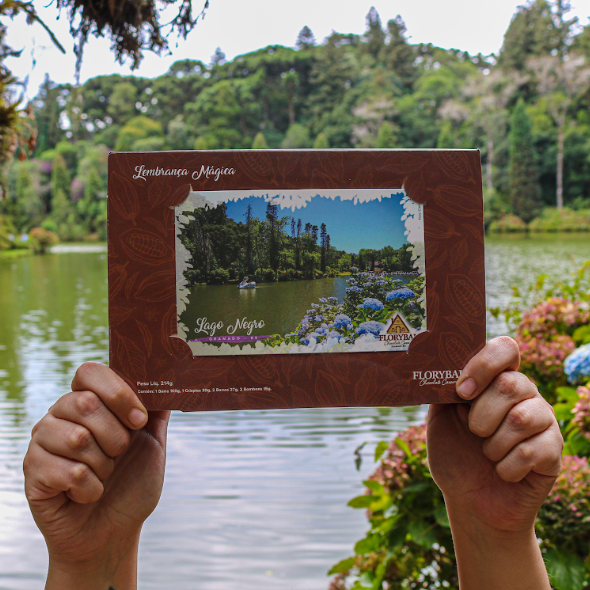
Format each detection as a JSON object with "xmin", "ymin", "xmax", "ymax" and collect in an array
[
  {"xmin": 445, "ymin": 501, "xmax": 549, "ymax": 590},
  {"xmin": 46, "ymin": 532, "xmax": 141, "ymax": 590}
]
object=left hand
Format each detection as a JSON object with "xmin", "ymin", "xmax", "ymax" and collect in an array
[{"xmin": 427, "ymin": 336, "xmax": 563, "ymax": 535}]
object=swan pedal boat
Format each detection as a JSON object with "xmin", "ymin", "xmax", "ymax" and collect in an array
[{"xmin": 238, "ymin": 281, "xmax": 256, "ymax": 289}]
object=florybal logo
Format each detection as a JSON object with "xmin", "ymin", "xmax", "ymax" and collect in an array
[
  {"xmin": 412, "ymin": 370, "xmax": 461, "ymax": 387},
  {"xmin": 379, "ymin": 314, "xmax": 413, "ymax": 344}
]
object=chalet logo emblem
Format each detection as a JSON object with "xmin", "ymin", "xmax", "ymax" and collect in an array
[{"xmin": 387, "ymin": 314, "xmax": 410, "ymax": 334}]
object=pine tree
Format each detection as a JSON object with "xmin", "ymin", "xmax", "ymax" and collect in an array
[
  {"xmin": 313, "ymin": 133, "xmax": 329, "ymax": 148},
  {"xmin": 437, "ymin": 121, "xmax": 456, "ymax": 149},
  {"xmin": 252, "ymin": 132, "xmax": 269, "ymax": 149},
  {"xmin": 210, "ymin": 47, "xmax": 226, "ymax": 67},
  {"xmin": 377, "ymin": 121, "xmax": 396, "ymax": 148},
  {"xmin": 51, "ymin": 153, "xmax": 71, "ymax": 204},
  {"xmin": 77, "ymin": 166, "xmax": 105, "ymax": 233},
  {"xmin": 364, "ymin": 7, "xmax": 385, "ymax": 59},
  {"xmin": 320, "ymin": 223, "xmax": 327, "ymax": 272},
  {"xmin": 381, "ymin": 16, "xmax": 416, "ymax": 89},
  {"xmin": 296, "ymin": 26, "xmax": 316, "ymax": 50},
  {"xmin": 508, "ymin": 101, "xmax": 541, "ymax": 222}
]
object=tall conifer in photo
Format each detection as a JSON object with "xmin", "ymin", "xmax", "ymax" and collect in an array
[{"xmin": 508, "ymin": 101, "xmax": 540, "ymax": 222}]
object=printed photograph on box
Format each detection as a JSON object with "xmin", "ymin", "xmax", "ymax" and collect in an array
[{"xmin": 174, "ymin": 189, "xmax": 426, "ymax": 356}]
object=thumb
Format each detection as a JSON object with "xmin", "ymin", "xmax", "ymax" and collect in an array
[{"xmin": 144, "ymin": 410, "xmax": 170, "ymax": 451}]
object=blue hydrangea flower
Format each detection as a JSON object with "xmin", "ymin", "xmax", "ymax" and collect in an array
[
  {"xmin": 326, "ymin": 331, "xmax": 342, "ymax": 341},
  {"xmin": 386, "ymin": 287, "xmax": 415, "ymax": 301},
  {"xmin": 347, "ymin": 323, "xmax": 353, "ymax": 330},
  {"xmin": 356, "ymin": 321, "xmax": 386, "ymax": 336},
  {"xmin": 328, "ymin": 297, "xmax": 338, "ymax": 302},
  {"xmin": 346, "ymin": 286, "xmax": 362, "ymax": 293},
  {"xmin": 311, "ymin": 303, "xmax": 319, "ymax": 308},
  {"xmin": 358, "ymin": 297, "xmax": 384, "ymax": 311},
  {"xmin": 315, "ymin": 315, "xmax": 323, "ymax": 322},
  {"xmin": 375, "ymin": 280, "xmax": 387, "ymax": 286},
  {"xmin": 565, "ymin": 343, "xmax": 590, "ymax": 384},
  {"xmin": 350, "ymin": 266, "xmax": 358, "ymax": 271},
  {"xmin": 334, "ymin": 313, "xmax": 352, "ymax": 329},
  {"xmin": 319, "ymin": 298, "xmax": 327, "ymax": 303}
]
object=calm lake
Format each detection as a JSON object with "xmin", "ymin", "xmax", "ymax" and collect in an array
[
  {"xmin": 0, "ymin": 233, "xmax": 588, "ymax": 590},
  {"xmin": 182, "ymin": 276, "xmax": 411, "ymax": 340}
]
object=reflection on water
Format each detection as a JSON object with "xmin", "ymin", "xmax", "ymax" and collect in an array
[{"xmin": 0, "ymin": 235, "xmax": 588, "ymax": 589}]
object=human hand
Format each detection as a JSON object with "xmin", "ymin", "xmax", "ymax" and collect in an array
[
  {"xmin": 427, "ymin": 336, "xmax": 562, "ymax": 589},
  {"xmin": 23, "ymin": 362, "xmax": 170, "ymax": 590}
]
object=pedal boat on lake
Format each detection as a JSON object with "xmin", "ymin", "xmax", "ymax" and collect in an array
[{"xmin": 238, "ymin": 278, "xmax": 257, "ymax": 289}]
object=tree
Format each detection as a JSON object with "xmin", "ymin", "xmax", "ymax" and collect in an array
[
  {"xmin": 115, "ymin": 116, "xmax": 164, "ymax": 152},
  {"xmin": 377, "ymin": 121, "xmax": 397, "ymax": 148},
  {"xmin": 210, "ymin": 47, "xmax": 227, "ymax": 67},
  {"xmin": 313, "ymin": 132, "xmax": 329, "ymax": 148},
  {"xmin": 498, "ymin": 0, "xmax": 559, "ymax": 70},
  {"xmin": 364, "ymin": 7, "xmax": 385, "ymax": 59},
  {"xmin": 381, "ymin": 16, "xmax": 416, "ymax": 89},
  {"xmin": 529, "ymin": 53, "xmax": 590, "ymax": 208},
  {"xmin": 296, "ymin": 26, "xmax": 316, "ymax": 50},
  {"xmin": 51, "ymin": 153, "xmax": 71, "ymax": 203},
  {"xmin": 252, "ymin": 132, "xmax": 269, "ymax": 149},
  {"xmin": 281, "ymin": 123, "xmax": 311, "ymax": 148},
  {"xmin": 508, "ymin": 101, "xmax": 541, "ymax": 222},
  {"xmin": 320, "ymin": 223, "xmax": 327, "ymax": 272},
  {"xmin": 76, "ymin": 166, "xmax": 106, "ymax": 234}
]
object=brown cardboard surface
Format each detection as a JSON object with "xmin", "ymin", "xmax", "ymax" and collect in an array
[{"xmin": 108, "ymin": 149, "xmax": 485, "ymax": 411}]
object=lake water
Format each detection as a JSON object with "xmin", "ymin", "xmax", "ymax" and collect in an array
[{"xmin": 0, "ymin": 233, "xmax": 588, "ymax": 590}]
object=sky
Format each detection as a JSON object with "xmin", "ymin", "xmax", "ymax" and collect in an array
[
  {"xmin": 6, "ymin": 0, "xmax": 590, "ymax": 100},
  {"xmin": 224, "ymin": 193, "xmax": 408, "ymax": 252}
]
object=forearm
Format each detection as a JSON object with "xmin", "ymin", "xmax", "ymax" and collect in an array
[
  {"xmin": 447, "ymin": 506, "xmax": 550, "ymax": 590},
  {"xmin": 45, "ymin": 534, "xmax": 140, "ymax": 590}
]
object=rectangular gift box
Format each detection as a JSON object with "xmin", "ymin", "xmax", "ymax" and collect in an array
[{"xmin": 108, "ymin": 149, "xmax": 485, "ymax": 411}]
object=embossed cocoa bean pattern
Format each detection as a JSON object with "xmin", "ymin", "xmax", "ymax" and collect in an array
[{"xmin": 108, "ymin": 150, "xmax": 485, "ymax": 411}]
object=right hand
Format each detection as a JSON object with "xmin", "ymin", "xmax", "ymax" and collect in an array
[{"xmin": 23, "ymin": 362, "xmax": 170, "ymax": 566}]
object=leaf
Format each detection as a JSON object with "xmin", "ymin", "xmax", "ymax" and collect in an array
[
  {"xmin": 395, "ymin": 437, "xmax": 412, "ymax": 458},
  {"xmin": 354, "ymin": 534, "xmax": 381, "ymax": 555},
  {"xmin": 556, "ymin": 387, "xmax": 580, "ymax": 404},
  {"xmin": 401, "ymin": 481, "xmax": 431, "ymax": 495},
  {"xmin": 364, "ymin": 480, "xmax": 385, "ymax": 494},
  {"xmin": 573, "ymin": 325, "xmax": 590, "ymax": 345},
  {"xmin": 328, "ymin": 557, "xmax": 355, "ymax": 576},
  {"xmin": 374, "ymin": 440, "xmax": 389, "ymax": 462},
  {"xmin": 408, "ymin": 519, "xmax": 436, "ymax": 549},
  {"xmin": 434, "ymin": 504, "xmax": 450, "ymax": 527},
  {"xmin": 554, "ymin": 401, "xmax": 576, "ymax": 423},
  {"xmin": 348, "ymin": 495, "xmax": 379, "ymax": 509},
  {"xmin": 544, "ymin": 547, "xmax": 587, "ymax": 590}
]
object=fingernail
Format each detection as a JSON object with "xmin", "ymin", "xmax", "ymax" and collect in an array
[
  {"xmin": 129, "ymin": 407, "xmax": 147, "ymax": 428},
  {"xmin": 457, "ymin": 378, "xmax": 476, "ymax": 399}
]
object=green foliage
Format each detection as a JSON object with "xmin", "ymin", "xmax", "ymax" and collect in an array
[
  {"xmin": 488, "ymin": 213, "xmax": 528, "ymax": 232},
  {"xmin": 529, "ymin": 208, "xmax": 590, "ymax": 231},
  {"xmin": 509, "ymin": 101, "xmax": 541, "ymax": 223},
  {"xmin": 251, "ymin": 132, "xmax": 269, "ymax": 149},
  {"xmin": 376, "ymin": 121, "xmax": 396, "ymax": 148},
  {"xmin": 115, "ymin": 116, "xmax": 164, "ymax": 152},
  {"xmin": 28, "ymin": 226, "xmax": 59, "ymax": 254},
  {"xmin": 0, "ymin": 214, "xmax": 15, "ymax": 250},
  {"xmin": 313, "ymin": 132, "xmax": 329, "ymax": 149},
  {"xmin": 281, "ymin": 123, "xmax": 311, "ymax": 149}
]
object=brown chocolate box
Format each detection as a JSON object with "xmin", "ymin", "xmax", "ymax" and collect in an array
[{"xmin": 108, "ymin": 149, "xmax": 485, "ymax": 411}]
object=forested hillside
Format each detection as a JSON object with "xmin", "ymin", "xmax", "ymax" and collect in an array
[{"xmin": 2, "ymin": 0, "xmax": 590, "ymax": 243}]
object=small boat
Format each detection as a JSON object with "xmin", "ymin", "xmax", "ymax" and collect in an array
[{"xmin": 238, "ymin": 280, "xmax": 256, "ymax": 289}]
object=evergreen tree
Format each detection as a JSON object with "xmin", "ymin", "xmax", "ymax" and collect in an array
[
  {"xmin": 210, "ymin": 47, "xmax": 227, "ymax": 67},
  {"xmin": 313, "ymin": 133, "xmax": 329, "ymax": 148},
  {"xmin": 296, "ymin": 26, "xmax": 316, "ymax": 50},
  {"xmin": 252, "ymin": 132, "xmax": 269, "ymax": 149},
  {"xmin": 381, "ymin": 16, "xmax": 416, "ymax": 89},
  {"xmin": 15, "ymin": 162, "xmax": 43, "ymax": 229},
  {"xmin": 437, "ymin": 121, "xmax": 456, "ymax": 149},
  {"xmin": 377, "ymin": 121, "xmax": 397, "ymax": 148},
  {"xmin": 266, "ymin": 202, "xmax": 279, "ymax": 271},
  {"xmin": 320, "ymin": 223, "xmax": 327, "ymax": 272},
  {"xmin": 508, "ymin": 101, "xmax": 541, "ymax": 222},
  {"xmin": 281, "ymin": 123, "xmax": 311, "ymax": 148},
  {"xmin": 245, "ymin": 204, "xmax": 254, "ymax": 273},
  {"xmin": 498, "ymin": 0, "xmax": 559, "ymax": 70},
  {"xmin": 77, "ymin": 166, "xmax": 105, "ymax": 233},
  {"xmin": 51, "ymin": 153, "xmax": 71, "ymax": 203},
  {"xmin": 364, "ymin": 7, "xmax": 385, "ymax": 59}
]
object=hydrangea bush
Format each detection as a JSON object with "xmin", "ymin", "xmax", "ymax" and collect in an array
[
  {"xmin": 330, "ymin": 265, "xmax": 590, "ymax": 590},
  {"xmin": 271, "ymin": 271, "xmax": 424, "ymax": 350}
]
